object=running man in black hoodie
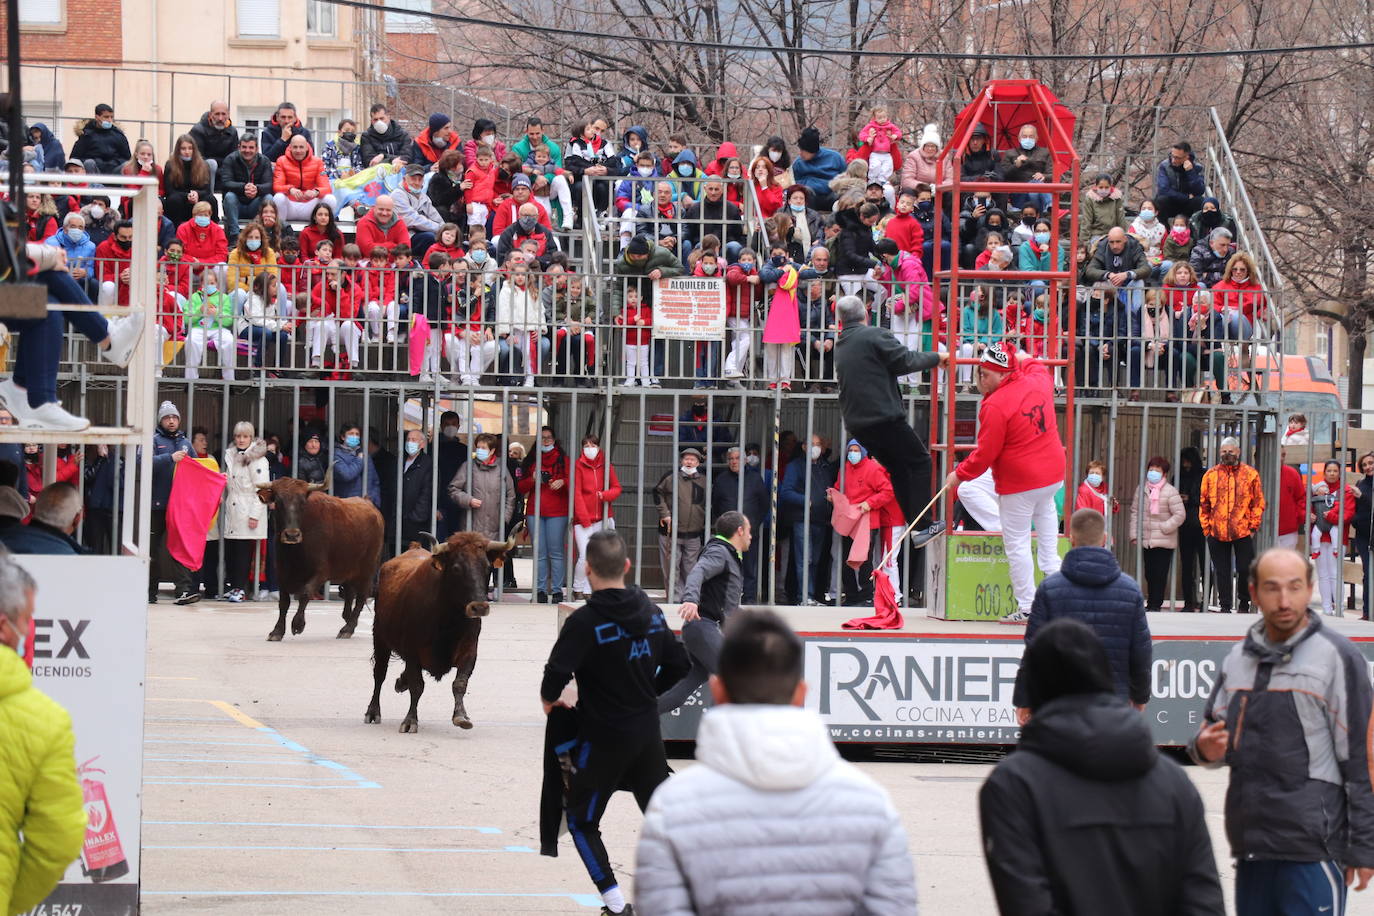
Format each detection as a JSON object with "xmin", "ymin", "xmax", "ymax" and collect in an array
[{"xmin": 541, "ymin": 529, "xmax": 690, "ymax": 916}]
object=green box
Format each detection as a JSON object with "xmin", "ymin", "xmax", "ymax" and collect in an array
[{"xmin": 929, "ymin": 532, "xmax": 1071, "ymax": 620}]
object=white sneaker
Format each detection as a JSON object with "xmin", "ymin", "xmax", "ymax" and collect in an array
[
  {"xmin": 0, "ymin": 378, "xmax": 36, "ymax": 423},
  {"xmin": 561, "ymin": 215, "xmax": 575, "ymax": 230},
  {"xmin": 418, "ymin": 372, "xmax": 434, "ymax": 384},
  {"xmin": 22, "ymin": 401, "xmax": 91, "ymax": 431},
  {"xmin": 100, "ymin": 311, "xmax": 145, "ymax": 368},
  {"xmin": 522, "ymin": 376, "xmax": 535, "ymax": 388},
  {"xmin": 432, "ymin": 373, "xmax": 453, "ymax": 387}
]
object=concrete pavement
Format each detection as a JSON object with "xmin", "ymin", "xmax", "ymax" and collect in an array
[{"xmin": 140, "ymin": 596, "xmax": 1241, "ymax": 914}]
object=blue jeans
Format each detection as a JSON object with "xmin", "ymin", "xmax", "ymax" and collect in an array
[
  {"xmin": 410, "ymin": 230, "xmax": 436, "ymax": 261},
  {"xmin": 536, "ymin": 514, "xmax": 568, "ymax": 594},
  {"xmin": 10, "ymin": 311, "xmax": 61, "ymax": 407},
  {"xmin": 222, "ymin": 192, "xmax": 265, "ymax": 242},
  {"xmin": 1009, "ymin": 181, "xmax": 1052, "ymax": 214},
  {"xmin": 790, "ymin": 521, "xmax": 832, "ymax": 602},
  {"xmin": 45, "ymin": 268, "xmax": 109, "ymax": 344},
  {"xmin": 694, "ymin": 340, "xmax": 721, "ymax": 386},
  {"xmin": 244, "ymin": 326, "xmax": 289, "ymax": 368},
  {"xmin": 1235, "ymin": 859, "xmax": 1345, "ymax": 916}
]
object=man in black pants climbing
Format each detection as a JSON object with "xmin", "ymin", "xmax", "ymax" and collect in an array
[
  {"xmin": 834, "ymin": 294, "xmax": 948, "ymax": 547},
  {"xmin": 540, "ymin": 529, "xmax": 691, "ymax": 916},
  {"xmin": 657, "ymin": 510, "xmax": 750, "ymax": 714}
]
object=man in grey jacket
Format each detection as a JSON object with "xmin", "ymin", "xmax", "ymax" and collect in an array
[
  {"xmin": 657, "ymin": 511, "xmax": 749, "ymax": 714},
  {"xmin": 637, "ymin": 610, "xmax": 917, "ymax": 914},
  {"xmin": 1189, "ymin": 548, "xmax": 1374, "ymax": 914}
]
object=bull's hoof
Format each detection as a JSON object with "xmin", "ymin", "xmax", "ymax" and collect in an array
[
  {"xmin": 267, "ymin": 630, "xmax": 284, "ymax": 642},
  {"xmin": 452, "ymin": 714, "xmax": 473, "ymax": 729},
  {"xmin": 337, "ymin": 625, "xmax": 355, "ymax": 639},
  {"xmin": 399, "ymin": 717, "xmax": 419, "ymax": 734},
  {"xmin": 290, "ymin": 616, "xmax": 306, "ymax": 636},
  {"xmin": 364, "ymin": 707, "xmax": 380, "ymax": 724}
]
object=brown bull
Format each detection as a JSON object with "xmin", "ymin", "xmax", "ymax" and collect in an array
[
  {"xmin": 255, "ymin": 476, "xmax": 385, "ymax": 642},
  {"xmin": 365, "ymin": 525, "xmax": 521, "ymax": 733}
]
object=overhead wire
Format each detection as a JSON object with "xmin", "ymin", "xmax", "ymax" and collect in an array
[{"xmin": 322, "ymin": 0, "xmax": 1374, "ymax": 62}]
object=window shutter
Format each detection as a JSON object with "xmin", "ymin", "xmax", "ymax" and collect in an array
[
  {"xmin": 18, "ymin": 0, "xmax": 62, "ymax": 24},
  {"xmin": 237, "ymin": 0, "xmax": 280, "ymax": 38}
]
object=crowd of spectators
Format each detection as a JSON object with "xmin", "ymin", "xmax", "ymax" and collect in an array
[{"xmin": 8, "ymin": 100, "xmax": 1270, "ymax": 399}]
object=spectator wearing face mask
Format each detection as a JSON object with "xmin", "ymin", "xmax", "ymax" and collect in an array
[
  {"xmin": 407, "ymin": 113, "xmax": 455, "ymax": 171},
  {"xmin": 69, "ymin": 103, "xmax": 131, "ymax": 173},
  {"xmin": 447, "ymin": 433, "xmax": 517, "ymax": 595},
  {"xmin": 359, "ymin": 104, "xmax": 411, "ymax": 167},
  {"xmin": 332, "ymin": 423, "xmax": 382, "ymax": 508}
]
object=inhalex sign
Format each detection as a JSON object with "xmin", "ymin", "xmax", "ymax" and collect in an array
[{"xmin": 661, "ymin": 633, "xmax": 1374, "ymax": 746}]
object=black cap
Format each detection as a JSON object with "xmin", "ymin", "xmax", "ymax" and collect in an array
[{"xmin": 626, "ymin": 235, "xmax": 651, "ymax": 256}]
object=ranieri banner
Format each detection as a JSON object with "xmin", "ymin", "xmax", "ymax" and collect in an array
[{"xmin": 662, "ymin": 633, "xmax": 1374, "ymax": 746}]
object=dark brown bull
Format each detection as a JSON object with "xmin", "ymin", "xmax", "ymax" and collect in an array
[
  {"xmin": 255, "ymin": 476, "xmax": 385, "ymax": 642},
  {"xmin": 365, "ymin": 526, "xmax": 521, "ymax": 733}
]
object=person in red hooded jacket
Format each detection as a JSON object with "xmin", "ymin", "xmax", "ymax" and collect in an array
[
  {"xmin": 946, "ymin": 343, "xmax": 1066, "ymax": 623},
  {"xmin": 722, "ymin": 250, "xmax": 765, "ymax": 384},
  {"xmin": 518, "ymin": 426, "xmax": 571, "ymax": 604},
  {"xmin": 306, "ymin": 260, "xmax": 363, "ymax": 373},
  {"xmin": 570, "ymin": 434, "xmax": 622, "ymax": 599},
  {"xmin": 1276, "ymin": 432, "xmax": 1309, "ymax": 550},
  {"xmin": 836, "ymin": 438, "xmax": 899, "ymax": 605}
]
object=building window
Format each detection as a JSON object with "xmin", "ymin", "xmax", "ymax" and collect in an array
[
  {"xmin": 236, "ymin": 0, "xmax": 280, "ymax": 38},
  {"xmin": 237, "ymin": 109, "xmax": 275, "ymax": 138},
  {"xmin": 387, "ymin": 0, "xmax": 434, "ymax": 34},
  {"xmin": 306, "ymin": 0, "xmax": 336, "ymax": 37},
  {"xmin": 306, "ymin": 112, "xmax": 341, "ymax": 139},
  {"xmin": 18, "ymin": 0, "xmax": 62, "ymax": 24}
]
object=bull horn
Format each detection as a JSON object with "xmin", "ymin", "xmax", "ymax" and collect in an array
[
  {"xmin": 502, "ymin": 520, "xmax": 526, "ymax": 551},
  {"xmin": 431, "ymin": 541, "xmax": 452, "ymax": 557},
  {"xmin": 255, "ymin": 482, "xmax": 274, "ymax": 491},
  {"xmin": 306, "ymin": 468, "xmax": 333, "ymax": 493}
]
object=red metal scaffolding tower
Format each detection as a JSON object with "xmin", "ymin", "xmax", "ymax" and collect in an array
[{"xmin": 929, "ymin": 79, "xmax": 1081, "ymax": 512}]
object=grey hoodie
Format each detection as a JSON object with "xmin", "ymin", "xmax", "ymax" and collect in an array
[{"xmin": 636, "ymin": 704, "xmax": 918, "ymax": 915}]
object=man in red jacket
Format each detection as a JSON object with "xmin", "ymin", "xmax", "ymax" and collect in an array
[
  {"xmin": 945, "ymin": 343, "xmax": 1066, "ymax": 623},
  {"xmin": 354, "ymin": 195, "xmax": 411, "ymax": 254},
  {"xmin": 1277, "ymin": 433, "xmax": 1308, "ymax": 550}
]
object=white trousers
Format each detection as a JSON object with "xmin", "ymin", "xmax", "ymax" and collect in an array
[
  {"xmin": 273, "ymin": 193, "xmax": 338, "ymax": 221},
  {"xmin": 1276, "ymin": 532, "xmax": 1298, "ymax": 550},
  {"xmin": 764, "ymin": 343, "xmax": 794, "ymax": 383},
  {"xmin": 722, "ymin": 316, "xmax": 752, "ymax": 378},
  {"xmin": 958, "ymin": 342, "xmax": 977, "ymax": 383},
  {"xmin": 876, "ymin": 525, "xmax": 903, "ymax": 596},
  {"xmin": 364, "ymin": 300, "xmax": 398, "ymax": 341},
  {"xmin": 307, "ymin": 318, "xmax": 362, "ymax": 364},
  {"xmin": 839, "ymin": 273, "xmax": 887, "ymax": 311},
  {"xmin": 573, "ymin": 519, "xmax": 612, "ymax": 594},
  {"xmin": 183, "ymin": 327, "xmax": 236, "ymax": 380},
  {"xmin": 623, "ymin": 342, "xmax": 650, "ymax": 385},
  {"xmin": 1314, "ymin": 537, "xmax": 1341, "ymax": 615},
  {"xmin": 959, "ymin": 469, "xmax": 1002, "ymax": 531},
  {"xmin": 445, "ymin": 333, "xmax": 495, "ymax": 385},
  {"xmin": 467, "ymin": 202, "xmax": 489, "ymax": 227},
  {"xmin": 890, "ymin": 311, "xmax": 923, "ymax": 385},
  {"xmin": 998, "ymin": 482, "xmax": 1062, "ymax": 612},
  {"xmin": 868, "ymin": 152, "xmax": 895, "ymax": 186}
]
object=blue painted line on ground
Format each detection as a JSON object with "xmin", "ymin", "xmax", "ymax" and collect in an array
[
  {"xmin": 143, "ymin": 774, "xmax": 346, "ymax": 781},
  {"xmin": 146, "ymin": 820, "xmax": 502, "ymax": 833},
  {"xmin": 146, "ymin": 738, "xmax": 288, "ymax": 749},
  {"xmin": 144, "ymin": 844, "xmax": 536, "ymax": 853},
  {"xmin": 144, "ymin": 780, "xmax": 373, "ymax": 789},
  {"xmin": 144, "ymin": 756, "xmax": 320, "ymax": 766},
  {"xmin": 142, "ymin": 890, "xmax": 601, "ymax": 906}
]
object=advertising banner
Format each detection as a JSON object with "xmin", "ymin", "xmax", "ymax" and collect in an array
[
  {"xmin": 652, "ymin": 277, "xmax": 726, "ymax": 341},
  {"xmin": 661, "ymin": 632, "xmax": 1374, "ymax": 746},
  {"xmin": 929, "ymin": 533, "xmax": 1070, "ymax": 621},
  {"xmin": 21, "ymin": 556, "xmax": 146, "ymax": 916}
]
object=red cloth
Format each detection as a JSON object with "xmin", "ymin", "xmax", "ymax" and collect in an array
[
  {"xmin": 955, "ymin": 360, "xmax": 1065, "ymax": 496},
  {"xmin": 167, "ymin": 457, "xmax": 227, "ymax": 571},
  {"xmin": 844, "ymin": 570, "xmax": 904, "ymax": 630},
  {"xmin": 761, "ymin": 266, "xmax": 800, "ymax": 344},
  {"xmin": 883, "ymin": 212, "xmax": 925, "ymax": 259},
  {"xmin": 828, "ymin": 489, "xmax": 872, "ymax": 569},
  {"xmin": 572, "ymin": 454, "xmax": 622, "ymax": 526},
  {"xmin": 1278, "ymin": 464, "xmax": 1305, "ymax": 537}
]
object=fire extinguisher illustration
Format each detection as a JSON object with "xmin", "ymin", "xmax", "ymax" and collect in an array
[{"xmin": 78, "ymin": 757, "xmax": 129, "ymax": 882}]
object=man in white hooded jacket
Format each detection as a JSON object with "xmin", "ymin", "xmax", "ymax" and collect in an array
[{"xmin": 634, "ymin": 611, "xmax": 917, "ymax": 914}]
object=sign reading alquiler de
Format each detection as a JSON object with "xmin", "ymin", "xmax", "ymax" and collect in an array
[
  {"xmin": 660, "ymin": 631, "xmax": 1374, "ymax": 746},
  {"xmin": 652, "ymin": 276, "xmax": 726, "ymax": 341}
]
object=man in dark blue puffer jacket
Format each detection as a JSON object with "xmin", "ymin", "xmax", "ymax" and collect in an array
[{"xmin": 1012, "ymin": 508, "xmax": 1151, "ymax": 712}]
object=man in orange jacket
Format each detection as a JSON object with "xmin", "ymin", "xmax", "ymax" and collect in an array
[{"xmin": 1198, "ymin": 436, "xmax": 1266, "ymax": 613}]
